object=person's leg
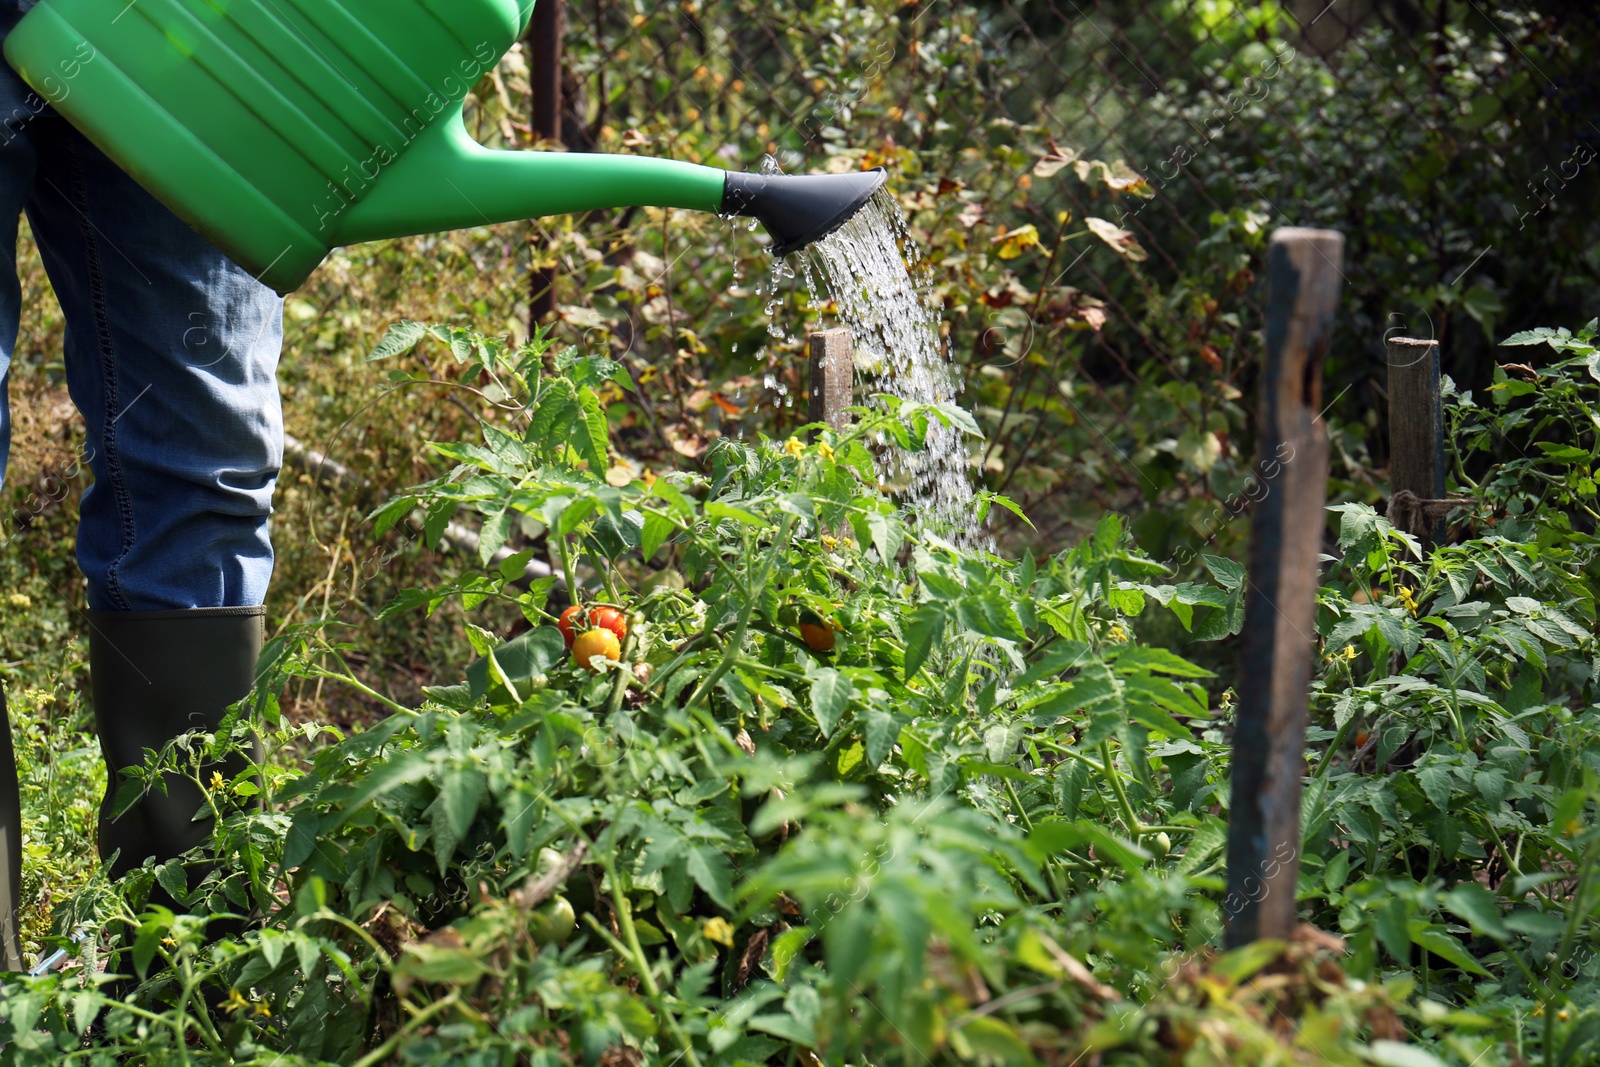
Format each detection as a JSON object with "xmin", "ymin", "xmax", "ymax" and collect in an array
[
  {"xmin": 25, "ymin": 150, "xmax": 283, "ymax": 614},
  {"xmin": 0, "ymin": 4, "xmax": 48, "ymax": 973},
  {"xmin": 22, "ymin": 92, "xmax": 283, "ymax": 896}
]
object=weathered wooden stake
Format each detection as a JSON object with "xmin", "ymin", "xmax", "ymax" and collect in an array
[
  {"xmin": 1386, "ymin": 337, "xmax": 1445, "ymax": 543},
  {"xmin": 1224, "ymin": 228, "xmax": 1343, "ymax": 948},
  {"xmin": 528, "ymin": 0, "xmax": 564, "ymax": 329},
  {"xmin": 808, "ymin": 329, "xmax": 854, "ymax": 433}
]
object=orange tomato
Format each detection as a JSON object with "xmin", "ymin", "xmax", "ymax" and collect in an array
[{"xmin": 572, "ymin": 628, "xmax": 621, "ymax": 672}]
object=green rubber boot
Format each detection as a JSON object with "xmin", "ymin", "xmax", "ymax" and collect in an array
[
  {"xmin": 0, "ymin": 686, "xmax": 24, "ymax": 972},
  {"xmin": 87, "ymin": 608, "xmax": 265, "ymax": 896}
]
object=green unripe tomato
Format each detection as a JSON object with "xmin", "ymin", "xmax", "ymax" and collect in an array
[
  {"xmin": 1150, "ymin": 832, "xmax": 1171, "ymax": 859},
  {"xmin": 531, "ymin": 896, "xmax": 576, "ymax": 946}
]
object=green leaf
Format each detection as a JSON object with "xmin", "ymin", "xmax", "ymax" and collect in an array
[
  {"xmin": 902, "ymin": 604, "xmax": 945, "ymax": 681},
  {"xmin": 1127, "ymin": 700, "xmax": 1195, "ymax": 741},
  {"xmin": 282, "ymin": 810, "xmax": 322, "ymax": 869},
  {"xmin": 438, "ymin": 768, "xmax": 487, "ymax": 845},
  {"xmin": 397, "ymin": 942, "xmax": 491, "ymax": 986},
  {"xmin": 525, "ymin": 385, "xmax": 577, "ymax": 452},
  {"xmin": 641, "ymin": 512, "xmax": 677, "ymax": 562},
  {"xmin": 1107, "ymin": 584, "xmax": 1145, "ymax": 615},
  {"xmin": 706, "ymin": 501, "xmax": 766, "ymax": 527},
  {"xmin": 1442, "ymin": 883, "xmax": 1508, "ymax": 940},
  {"xmin": 920, "ymin": 571, "xmax": 966, "ymax": 601},
  {"xmin": 575, "ymin": 385, "xmax": 609, "ymax": 471},
  {"xmin": 465, "ymin": 627, "xmax": 566, "ymax": 701},
  {"xmin": 1029, "ymin": 667, "xmax": 1117, "ymax": 726},
  {"xmin": 478, "ymin": 508, "xmax": 511, "ymax": 565},
  {"xmin": 957, "ymin": 594, "xmax": 1027, "ymax": 642},
  {"xmin": 1503, "ymin": 908, "xmax": 1566, "ymax": 937},
  {"xmin": 1501, "ymin": 327, "xmax": 1559, "ymax": 346},
  {"xmin": 686, "ymin": 846, "xmax": 734, "ymax": 909},
  {"xmin": 155, "ymin": 861, "xmax": 188, "ymax": 905},
  {"xmin": 821, "ymin": 901, "xmax": 873, "ymax": 992},
  {"xmin": 807, "ymin": 666, "xmax": 851, "ymax": 738},
  {"xmin": 1023, "ymin": 819, "xmax": 1148, "ymax": 873},
  {"xmin": 368, "ymin": 320, "xmax": 429, "ymax": 361},
  {"xmin": 1211, "ymin": 940, "xmax": 1286, "ymax": 984},
  {"xmin": 863, "ymin": 710, "xmax": 900, "ymax": 767},
  {"xmin": 370, "ymin": 495, "xmax": 419, "ymax": 538},
  {"xmin": 1367, "ymin": 1040, "xmax": 1449, "ymax": 1067},
  {"xmin": 748, "ymin": 1011, "xmax": 817, "ymax": 1049},
  {"xmin": 1415, "ymin": 764, "xmax": 1452, "ymax": 813},
  {"xmin": 1408, "ymin": 921, "xmax": 1491, "ymax": 976},
  {"xmin": 1376, "ymin": 897, "xmax": 1410, "ymax": 962},
  {"xmin": 1110, "ymin": 646, "xmax": 1214, "ymax": 678},
  {"xmin": 976, "ymin": 490, "xmax": 1034, "ymax": 529},
  {"xmin": 950, "ymin": 1016, "xmax": 1033, "ymax": 1061},
  {"xmin": 329, "ymin": 752, "xmax": 434, "ymax": 829}
]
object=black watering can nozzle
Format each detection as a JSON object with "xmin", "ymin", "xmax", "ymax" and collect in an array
[{"xmin": 722, "ymin": 168, "xmax": 889, "ymax": 256}]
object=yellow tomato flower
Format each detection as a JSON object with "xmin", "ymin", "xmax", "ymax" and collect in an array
[
  {"xmin": 161, "ymin": 936, "xmax": 177, "ymax": 949},
  {"xmin": 817, "ymin": 442, "xmax": 835, "ymax": 461},
  {"xmin": 1397, "ymin": 586, "xmax": 1419, "ymax": 617},
  {"xmin": 208, "ymin": 771, "xmax": 226, "ymax": 792},
  {"xmin": 784, "ymin": 437, "xmax": 805, "ymax": 459},
  {"xmin": 703, "ymin": 916, "xmax": 735, "ymax": 946},
  {"xmin": 224, "ymin": 988, "xmax": 250, "ymax": 1014},
  {"xmin": 254, "ymin": 1001, "xmax": 272, "ymax": 1017},
  {"xmin": 821, "ymin": 535, "xmax": 839, "ymax": 550},
  {"xmin": 1108, "ymin": 623, "xmax": 1128, "ymax": 642}
]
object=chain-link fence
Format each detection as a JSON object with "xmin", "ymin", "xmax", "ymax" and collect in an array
[{"xmin": 510, "ymin": 0, "xmax": 1598, "ymax": 555}]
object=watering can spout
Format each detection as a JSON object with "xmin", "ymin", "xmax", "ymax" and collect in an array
[{"xmin": 721, "ymin": 169, "xmax": 888, "ymax": 256}]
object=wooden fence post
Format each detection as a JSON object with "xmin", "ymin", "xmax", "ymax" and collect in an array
[
  {"xmin": 808, "ymin": 329, "xmax": 854, "ymax": 433},
  {"xmin": 528, "ymin": 0, "xmax": 564, "ymax": 330},
  {"xmin": 1223, "ymin": 228, "xmax": 1344, "ymax": 949},
  {"xmin": 1386, "ymin": 337, "xmax": 1446, "ymax": 543}
]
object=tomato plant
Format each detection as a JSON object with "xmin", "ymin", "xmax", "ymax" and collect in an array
[{"xmin": 15, "ymin": 323, "xmax": 1600, "ymax": 1067}]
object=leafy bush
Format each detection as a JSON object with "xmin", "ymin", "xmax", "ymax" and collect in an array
[{"xmin": 8, "ymin": 323, "xmax": 1600, "ymax": 1065}]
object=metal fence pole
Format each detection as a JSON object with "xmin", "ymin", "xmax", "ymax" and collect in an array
[
  {"xmin": 1223, "ymin": 227, "xmax": 1344, "ymax": 948},
  {"xmin": 529, "ymin": 0, "xmax": 563, "ymax": 330}
]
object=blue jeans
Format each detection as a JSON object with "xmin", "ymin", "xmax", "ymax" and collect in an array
[{"xmin": 0, "ymin": 7, "xmax": 283, "ymax": 611}]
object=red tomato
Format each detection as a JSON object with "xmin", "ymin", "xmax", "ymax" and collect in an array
[
  {"xmin": 557, "ymin": 605, "xmax": 584, "ymax": 649},
  {"xmin": 799, "ymin": 621, "xmax": 835, "ymax": 653},
  {"xmin": 589, "ymin": 606, "xmax": 627, "ymax": 643}
]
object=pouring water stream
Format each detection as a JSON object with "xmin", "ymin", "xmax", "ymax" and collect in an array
[{"xmin": 753, "ymin": 175, "xmax": 984, "ymax": 546}]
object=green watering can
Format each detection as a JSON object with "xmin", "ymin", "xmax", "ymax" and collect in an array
[{"xmin": 3, "ymin": 0, "xmax": 885, "ymax": 294}]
